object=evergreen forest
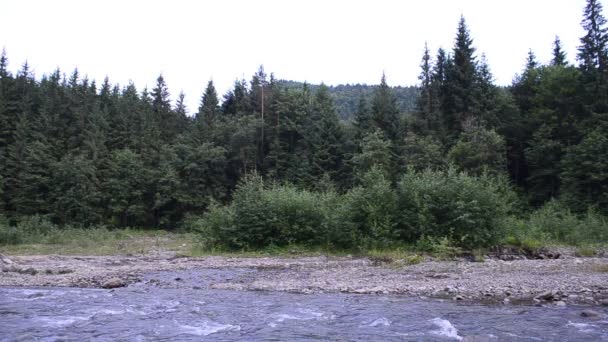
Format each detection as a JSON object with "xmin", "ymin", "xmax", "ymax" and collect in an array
[{"xmin": 1, "ymin": 0, "xmax": 608, "ymax": 251}]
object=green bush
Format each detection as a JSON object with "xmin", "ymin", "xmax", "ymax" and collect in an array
[
  {"xmin": 396, "ymin": 168, "xmax": 512, "ymax": 248},
  {"xmin": 196, "ymin": 174, "xmax": 338, "ymax": 250},
  {"xmin": 334, "ymin": 166, "xmax": 398, "ymax": 249}
]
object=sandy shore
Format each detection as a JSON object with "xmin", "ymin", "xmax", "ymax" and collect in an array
[{"xmin": 1, "ymin": 251, "xmax": 608, "ymax": 306}]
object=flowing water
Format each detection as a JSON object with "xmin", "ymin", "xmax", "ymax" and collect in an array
[{"xmin": 1, "ymin": 269, "xmax": 607, "ymax": 341}]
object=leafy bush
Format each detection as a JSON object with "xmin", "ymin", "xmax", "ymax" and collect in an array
[
  {"xmin": 334, "ymin": 166, "xmax": 398, "ymax": 248},
  {"xmin": 396, "ymin": 168, "xmax": 512, "ymax": 248},
  {"xmin": 195, "ymin": 174, "xmax": 338, "ymax": 249}
]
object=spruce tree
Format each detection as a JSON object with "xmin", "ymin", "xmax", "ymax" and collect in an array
[
  {"xmin": 444, "ymin": 15, "xmax": 479, "ymax": 137},
  {"xmin": 414, "ymin": 42, "xmax": 434, "ymax": 134},
  {"xmin": 371, "ymin": 73, "xmax": 400, "ymax": 142},
  {"xmin": 197, "ymin": 80, "xmax": 220, "ymax": 128},
  {"xmin": 353, "ymin": 93, "xmax": 372, "ymax": 140},
  {"xmin": 578, "ymin": 0, "xmax": 608, "ymax": 111},
  {"xmin": 305, "ymin": 84, "xmax": 344, "ymax": 183},
  {"xmin": 552, "ymin": 36, "xmax": 568, "ymax": 66}
]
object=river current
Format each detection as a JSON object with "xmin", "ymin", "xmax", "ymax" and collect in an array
[{"xmin": 1, "ymin": 269, "xmax": 607, "ymax": 341}]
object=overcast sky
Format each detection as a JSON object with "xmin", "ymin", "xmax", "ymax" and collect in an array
[{"xmin": 1, "ymin": 0, "xmax": 604, "ymax": 112}]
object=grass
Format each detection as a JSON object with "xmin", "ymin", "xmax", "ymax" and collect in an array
[
  {"xmin": 0, "ymin": 228, "xmax": 195, "ymax": 256},
  {"xmin": 575, "ymin": 245, "xmax": 598, "ymax": 257}
]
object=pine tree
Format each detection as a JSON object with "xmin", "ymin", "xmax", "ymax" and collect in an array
[
  {"xmin": 151, "ymin": 74, "xmax": 179, "ymax": 141},
  {"xmin": 552, "ymin": 36, "xmax": 568, "ymax": 66},
  {"xmin": 50, "ymin": 154, "xmax": 101, "ymax": 226},
  {"xmin": 578, "ymin": 0, "xmax": 608, "ymax": 111},
  {"xmin": 414, "ymin": 42, "xmax": 434, "ymax": 134},
  {"xmin": 561, "ymin": 127, "xmax": 608, "ymax": 214},
  {"xmin": 476, "ymin": 54, "xmax": 499, "ymax": 127},
  {"xmin": 443, "ymin": 15, "xmax": 479, "ymax": 137},
  {"xmin": 173, "ymin": 91, "xmax": 189, "ymax": 135},
  {"xmin": 351, "ymin": 129, "xmax": 394, "ymax": 181},
  {"xmin": 371, "ymin": 73, "xmax": 400, "ymax": 142},
  {"xmin": 305, "ymin": 84, "xmax": 344, "ymax": 183},
  {"xmin": 197, "ymin": 80, "xmax": 220, "ymax": 128},
  {"xmin": 353, "ymin": 93, "xmax": 372, "ymax": 140},
  {"xmin": 103, "ymin": 149, "xmax": 147, "ymax": 227},
  {"xmin": 578, "ymin": 0, "xmax": 608, "ymax": 74}
]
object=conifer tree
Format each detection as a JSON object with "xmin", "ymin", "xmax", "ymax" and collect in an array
[
  {"xmin": 552, "ymin": 36, "xmax": 568, "ymax": 66},
  {"xmin": 353, "ymin": 93, "xmax": 372, "ymax": 140},
  {"xmin": 443, "ymin": 16, "xmax": 479, "ymax": 137},
  {"xmin": 578, "ymin": 0, "xmax": 608, "ymax": 111},
  {"xmin": 197, "ymin": 80, "xmax": 220, "ymax": 128},
  {"xmin": 414, "ymin": 42, "xmax": 435, "ymax": 134},
  {"xmin": 305, "ymin": 84, "xmax": 344, "ymax": 182},
  {"xmin": 371, "ymin": 73, "xmax": 400, "ymax": 142}
]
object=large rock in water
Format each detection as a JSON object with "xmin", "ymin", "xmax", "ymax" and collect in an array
[
  {"xmin": 102, "ymin": 278, "xmax": 126, "ymax": 289},
  {"xmin": 581, "ymin": 310, "xmax": 601, "ymax": 318}
]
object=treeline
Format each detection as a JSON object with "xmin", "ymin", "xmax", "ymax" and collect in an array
[{"xmin": 1, "ymin": 0, "xmax": 608, "ymax": 249}]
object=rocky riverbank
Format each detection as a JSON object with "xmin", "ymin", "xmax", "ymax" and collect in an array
[{"xmin": 2, "ymin": 251, "xmax": 608, "ymax": 306}]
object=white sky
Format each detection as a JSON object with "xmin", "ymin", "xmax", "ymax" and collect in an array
[{"xmin": 1, "ymin": 0, "xmax": 604, "ymax": 113}]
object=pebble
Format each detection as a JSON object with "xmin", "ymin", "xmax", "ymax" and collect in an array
[{"xmin": 555, "ymin": 301, "xmax": 566, "ymax": 307}]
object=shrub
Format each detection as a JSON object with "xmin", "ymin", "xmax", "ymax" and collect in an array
[
  {"xmin": 195, "ymin": 174, "xmax": 338, "ymax": 250},
  {"xmin": 334, "ymin": 166, "xmax": 398, "ymax": 249},
  {"xmin": 396, "ymin": 168, "xmax": 512, "ymax": 248}
]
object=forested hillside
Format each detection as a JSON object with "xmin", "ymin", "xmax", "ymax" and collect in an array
[
  {"xmin": 1, "ymin": 0, "xmax": 607, "ymax": 250},
  {"xmin": 278, "ymin": 81, "xmax": 419, "ymax": 120}
]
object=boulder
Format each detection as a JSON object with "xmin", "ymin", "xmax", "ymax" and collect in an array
[
  {"xmin": 581, "ymin": 309, "xmax": 601, "ymax": 318},
  {"xmin": 102, "ymin": 278, "xmax": 126, "ymax": 289}
]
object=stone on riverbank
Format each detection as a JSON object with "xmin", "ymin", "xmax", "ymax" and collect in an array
[{"xmin": 102, "ymin": 278, "xmax": 126, "ymax": 289}]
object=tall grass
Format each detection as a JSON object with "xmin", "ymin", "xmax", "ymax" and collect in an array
[{"xmin": 0, "ymin": 215, "xmax": 191, "ymax": 255}]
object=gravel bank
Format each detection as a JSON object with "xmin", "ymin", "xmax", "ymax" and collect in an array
[{"xmin": 1, "ymin": 252, "xmax": 607, "ymax": 306}]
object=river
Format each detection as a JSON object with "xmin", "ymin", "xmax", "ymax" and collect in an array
[{"xmin": 1, "ymin": 269, "xmax": 607, "ymax": 341}]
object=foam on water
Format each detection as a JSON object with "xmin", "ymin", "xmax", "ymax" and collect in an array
[
  {"xmin": 368, "ymin": 317, "xmax": 391, "ymax": 327},
  {"xmin": 567, "ymin": 321, "xmax": 597, "ymax": 333},
  {"xmin": 430, "ymin": 318, "xmax": 463, "ymax": 340},
  {"xmin": 37, "ymin": 316, "xmax": 90, "ymax": 328},
  {"xmin": 269, "ymin": 308, "xmax": 334, "ymax": 327},
  {"xmin": 177, "ymin": 321, "xmax": 240, "ymax": 336}
]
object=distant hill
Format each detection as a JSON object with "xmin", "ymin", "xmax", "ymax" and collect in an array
[{"xmin": 278, "ymin": 80, "xmax": 419, "ymax": 120}]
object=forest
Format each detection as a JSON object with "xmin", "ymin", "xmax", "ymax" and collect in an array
[{"xmin": 1, "ymin": 0, "xmax": 608, "ymax": 251}]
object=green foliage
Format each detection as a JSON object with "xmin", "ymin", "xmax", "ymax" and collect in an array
[
  {"xmin": 561, "ymin": 128, "xmax": 608, "ymax": 214},
  {"xmin": 50, "ymin": 154, "xmax": 101, "ymax": 226},
  {"xmin": 351, "ymin": 129, "xmax": 394, "ymax": 181},
  {"xmin": 336, "ymin": 166, "xmax": 398, "ymax": 248},
  {"xmin": 504, "ymin": 200, "xmax": 608, "ymax": 246},
  {"xmin": 196, "ymin": 174, "xmax": 338, "ymax": 250},
  {"xmin": 447, "ymin": 125, "xmax": 507, "ymax": 176},
  {"xmin": 102, "ymin": 149, "xmax": 147, "ymax": 227},
  {"xmin": 397, "ymin": 168, "xmax": 512, "ymax": 248},
  {"xmin": 401, "ymin": 133, "xmax": 445, "ymax": 172}
]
